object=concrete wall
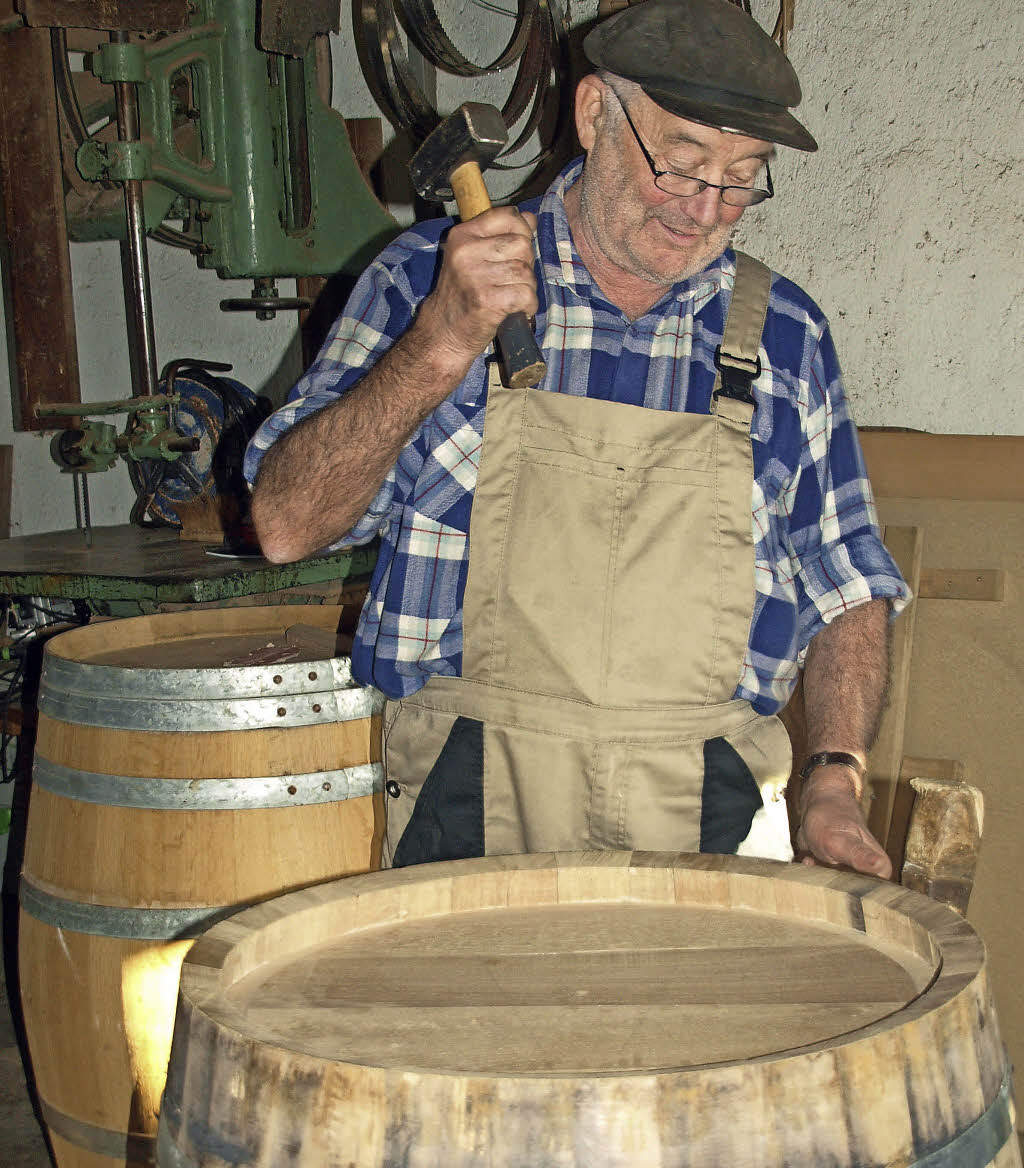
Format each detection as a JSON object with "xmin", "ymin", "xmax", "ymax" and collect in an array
[{"xmin": 0, "ymin": 0, "xmax": 1021, "ymax": 538}]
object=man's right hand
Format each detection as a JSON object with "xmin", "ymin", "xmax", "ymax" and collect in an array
[
  {"xmin": 417, "ymin": 207, "xmax": 539, "ymax": 365},
  {"xmin": 251, "ymin": 207, "xmax": 539, "ymax": 564}
]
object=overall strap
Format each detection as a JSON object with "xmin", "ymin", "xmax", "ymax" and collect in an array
[{"xmin": 711, "ymin": 250, "xmax": 772, "ymax": 419}]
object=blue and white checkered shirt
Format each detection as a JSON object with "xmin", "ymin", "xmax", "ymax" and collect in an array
[{"xmin": 245, "ymin": 158, "xmax": 910, "ymax": 713}]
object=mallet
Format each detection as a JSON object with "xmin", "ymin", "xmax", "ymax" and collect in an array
[{"xmin": 410, "ymin": 103, "xmax": 547, "ymax": 389}]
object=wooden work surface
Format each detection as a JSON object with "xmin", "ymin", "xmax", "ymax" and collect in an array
[{"xmin": 0, "ymin": 524, "xmax": 374, "ymax": 610}]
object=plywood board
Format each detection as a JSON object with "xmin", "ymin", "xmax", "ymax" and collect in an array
[
  {"xmin": 873, "ymin": 492, "xmax": 1024, "ymax": 1116},
  {"xmin": 861, "ymin": 430, "xmax": 1024, "ymax": 503}
]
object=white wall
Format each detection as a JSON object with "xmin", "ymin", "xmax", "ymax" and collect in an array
[
  {"xmin": 1, "ymin": 0, "xmax": 1021, "ymax": 537},
  {"xmin": 740, "ymin": 0, "xmax": 1024, "ymax": 433},
  {"xmin": 0, "ymin": 241, "xmax": 300, "ymax": 537}
]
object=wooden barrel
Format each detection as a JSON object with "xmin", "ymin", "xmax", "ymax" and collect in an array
[
  {"xmin": 18, "ymin": 605, "xmax": 385, "ymax": 1168},
  {"xmin": 158, "ymin": 852, "xmax": 1021, "ymax": 1168}
]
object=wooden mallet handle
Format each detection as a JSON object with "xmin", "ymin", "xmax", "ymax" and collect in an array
[{"xmin": 449, "ymin": 160, "xmax": 547, "ymax": 390}]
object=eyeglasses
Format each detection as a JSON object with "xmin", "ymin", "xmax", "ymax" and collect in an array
[{"xmin": 616, "ymin": 99, "xmax": 774, "ymax": 208}]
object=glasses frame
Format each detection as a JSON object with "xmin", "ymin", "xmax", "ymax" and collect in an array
[{"xmin": 616, "ymin": 99, "xmax": 774, "ymax": 208}]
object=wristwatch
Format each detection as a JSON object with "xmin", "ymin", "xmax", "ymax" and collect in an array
[{"xmin": 799, "ymin": 751, "xmax": 865, "ymax": 798}]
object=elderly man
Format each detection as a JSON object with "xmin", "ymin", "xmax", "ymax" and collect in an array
[{"xmin": 245, "ymin": 0, "xmax": 910, "ymax": 876}]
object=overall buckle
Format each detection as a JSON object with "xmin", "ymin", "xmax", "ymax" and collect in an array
[{"xmin": 713, "ymin": 345, "xmax": 761, "ymax": 408}]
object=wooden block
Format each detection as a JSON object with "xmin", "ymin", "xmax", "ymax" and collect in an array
[
  {"xmin": 901, "ymin": 777, "xmax": 984, "ymax": 914},
  {"xmin": 918, "ymin": 569, "xmax": 1005, "ymax": 602}
]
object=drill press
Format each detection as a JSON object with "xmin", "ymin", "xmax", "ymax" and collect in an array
[{"xmin": 29, "ymin": 0, "xmax": 397, "ymax": 541}]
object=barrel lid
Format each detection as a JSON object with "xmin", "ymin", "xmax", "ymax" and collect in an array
[
  {"xmin": 42, "ymin": 604, "xmax": 349, "ymax": 669},
  {"xmin": 177, "ymin": 852, "xmax": 979, "ymax": 1077}
]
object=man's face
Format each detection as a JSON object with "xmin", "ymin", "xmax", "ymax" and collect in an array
[{"xmin": 573, "ymin": 78, "xmax": 774, "ymax": 292}]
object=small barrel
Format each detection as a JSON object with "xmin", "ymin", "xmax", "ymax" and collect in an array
[
  {"xmin": 18, "ymin": 605, "xmax": 385, "ymax": 1168},
  {"xmin": 159, "ymin": 852, "xmax": 1021, "ymax": 1168}
]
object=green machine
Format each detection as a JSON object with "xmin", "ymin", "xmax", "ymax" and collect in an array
[
  {"xmin": 69, "ymin": 0, "xmax": 396, "ymax": 305},
  {"xmin": 33, "ymin": 0, "xmax": 398, "ymax": 547}
]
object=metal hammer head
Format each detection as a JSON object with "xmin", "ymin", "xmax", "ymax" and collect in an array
[{"xmin": 410, "ymin": 103, "xmax": 508, "ymax": 202}]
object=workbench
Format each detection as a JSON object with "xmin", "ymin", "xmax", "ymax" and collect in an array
[{"xmin": 0, "ymin": 524, "xmax": 376, "ymax": 616}]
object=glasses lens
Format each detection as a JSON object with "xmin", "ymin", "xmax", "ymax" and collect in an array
[
  {"xmin": 722, "ymin": 186, "xmax": 770, "ymax": 207},
  {"xmin": 654, "ymin": 175, "xmax": 707, "ymax": 198},
  {"xmin": 655, "ymin": 175, "xmax": 771, "ymax": 206}
]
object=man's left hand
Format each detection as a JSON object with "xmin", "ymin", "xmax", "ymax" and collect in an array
[{"xmin": 797, "ymin": 773, "xmax": 893, "ymax": 879}]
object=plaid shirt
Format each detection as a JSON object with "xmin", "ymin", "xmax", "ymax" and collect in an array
[{"xmin": 245, "ymin": 159, "xmax": 910, "ymax": 714}]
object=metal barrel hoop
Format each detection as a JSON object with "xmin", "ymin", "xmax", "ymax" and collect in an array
[
  {"xmin": 352, "ymin": 0, "xmax": 571, "ymax": 199},
  {"xmin": 37, "ymin": 652, "xmax": 384, "ymax": 731}
]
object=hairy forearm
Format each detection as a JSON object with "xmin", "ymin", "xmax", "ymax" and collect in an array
[
  {"xmin": 251, "ymin": 302, "xmax": 475, "ymax": 563},
  {"xmin": 802, "ymin": 598, "xmax": 892, "ymax": 761},
  {"xmin": 795, "ymin": 598, "xmax": 895, "ymax": 877}
]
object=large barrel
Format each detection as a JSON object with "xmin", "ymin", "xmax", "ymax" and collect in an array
[
  {"xmin": 159, "ymin": 852, "xmax": 1021, "ymax": 1168},
  {"xmin": 18, "ymin": 605, "xmax": 384, "ymax": 1168}
]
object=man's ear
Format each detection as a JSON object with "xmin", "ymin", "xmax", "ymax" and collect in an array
[{"xmin": 575, "ymin": 73, "xmax": 609, "ymax": 152}]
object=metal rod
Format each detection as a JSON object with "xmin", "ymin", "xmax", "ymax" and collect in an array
[
  {"xmin": 73, "ymin": 472, "xmax": 83, "ymax": 531},
  {"xmin": 81, "ymin": 474, "xmax": 92, "ymax": 549},
  {"xmin": 111, "ymin": 30, "xmax": 159, "ymax": 398}
]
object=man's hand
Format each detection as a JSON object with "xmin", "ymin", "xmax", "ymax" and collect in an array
[
  {"xmin": 797, "ymin": 769, "xmax": 893, "ymax": 878},
  {"xmin": 251, "ymin": 207, "xmax": 540, "ymax": 564},
  {"xmin": 420, "ymin": 207, "xmax": 539, "ymax": 363}
]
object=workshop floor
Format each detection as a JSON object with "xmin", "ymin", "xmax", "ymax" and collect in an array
[{"xmin": 1, "ymin": 970, "xmax": 51, "ymax": 1166}]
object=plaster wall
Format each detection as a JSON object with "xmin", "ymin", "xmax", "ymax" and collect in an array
[
  {"xmin": 0, "ymin": 0, "xmax": 1020, "ymax": 538},
  {"xmin": 740, "ymin": 0, "xmax": 1024, "ymax": 434}
]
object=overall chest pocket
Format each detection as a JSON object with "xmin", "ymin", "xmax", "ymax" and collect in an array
[{"xmin": 491, "ymin": 402, "xmax": 737, "ymax": 707}]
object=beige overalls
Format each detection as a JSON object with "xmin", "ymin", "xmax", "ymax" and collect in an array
[{"xmin": 384, "ymin": 252, "xmax": 793, "ymax": 862}]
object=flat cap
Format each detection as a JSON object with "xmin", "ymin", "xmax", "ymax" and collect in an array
[{"xmin": 583, "ymin": 0, "xmax": 817, "ymax": 151}]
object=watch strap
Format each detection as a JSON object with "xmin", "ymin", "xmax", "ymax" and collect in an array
[{"xmin": 799, "ymin": 750, "xmax": 865, "ymax": 790}]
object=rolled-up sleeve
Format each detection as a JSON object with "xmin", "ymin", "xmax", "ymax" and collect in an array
[
  {"xmin": 785, "ymin": 321, "xmax": 912, "ymax": 656},
  {"xmin": 243, "ymin": 242, "xmax": 424, "ymax": 548}
]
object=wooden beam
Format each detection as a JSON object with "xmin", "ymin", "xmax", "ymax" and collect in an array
[
  {"xmin": 0, "ymin": 21, "xmax": 80, "ymax": 430},
  {"xmin": 257, "ymin": 0, "xmax": 338, "ymax": 56},
  {"xmin": 860, "ymin": 429, "xmax": 1024, "ymax": 503},
  {"xmin": 900, "ymin": 757, "xmax": 965, "ymax": 784},
  {"xmin": 866, "ymin": 526, "xmax": 924, "ymax": 857},
  {"xmin": 15, "ymin": 1, "xmax": 188, "ymax": 31},
  {"xmin": 917, "ymin": 569, "xmax": 1005, "ymax": 603}
]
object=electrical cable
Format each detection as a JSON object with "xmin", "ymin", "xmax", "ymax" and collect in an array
[
  {"xmin": 0, "ymin": 656, "xmax": 24, "ymax": 784},
  {"xmin": 150, "ymin": 224, "xmax": 203, "ymax": 250},
  {"xmin": 51, "ymin": 28, "xmax": 90, "ymax": 149},
  {"xmin": 128, "ymin": 364, "xmax": 271, "ymax": 529}
]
